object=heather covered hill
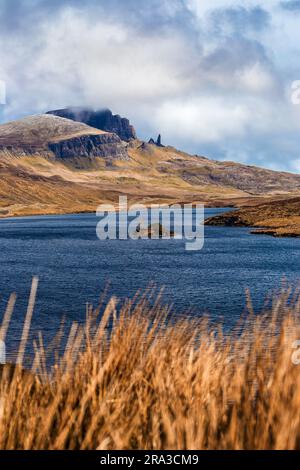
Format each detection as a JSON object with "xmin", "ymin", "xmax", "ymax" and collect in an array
[{"xmin": 145, "ymin": 146, "xmax": 300, "ymax": 195}]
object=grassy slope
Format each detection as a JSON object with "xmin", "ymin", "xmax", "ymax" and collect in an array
[
  {"xmin": 0, "ymin": 114, "xmax": 106, "ymax": 152},
  {"xmin": 1, "ymin": 140, "xmax": 300, "ymax": 217}
]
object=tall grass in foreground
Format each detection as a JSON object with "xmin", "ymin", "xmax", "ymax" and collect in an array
[{"xmin": 1, "ymin": 280, "xmax": 300, "ymax": 450}]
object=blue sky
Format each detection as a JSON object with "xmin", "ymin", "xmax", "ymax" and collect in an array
[{"xmin": 1, "ymin": 0, "xmax": 300, "ymax": 171}]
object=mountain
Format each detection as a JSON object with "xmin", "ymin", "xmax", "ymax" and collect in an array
[
  {"xmin": 205, "ymin": 197, "xmax": 300, "ymax": 237},
  {"xmin": 0, "ymin": 111, "xmax": 300, "ymax": 218},
  {"xmin": 0, "ymin": 114, "xmax": 128, "ymax": 161},
  {"xmin": 47, "ymin": 107, "xmax": 136, "ymax": 142}
]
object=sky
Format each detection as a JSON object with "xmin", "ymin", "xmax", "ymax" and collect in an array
[{"xmin": 1, "ymin": 0, "xmax": 300, "ymax": 171}]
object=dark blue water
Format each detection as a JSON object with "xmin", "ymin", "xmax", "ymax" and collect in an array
[{"xmin": 0, "ymin": 208, "xmax": 299, "ymax": 356}]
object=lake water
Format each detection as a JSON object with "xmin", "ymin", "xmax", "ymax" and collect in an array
[{"xmin": 0, "ymin": 208, "xmax": 299, "ymax": 357}]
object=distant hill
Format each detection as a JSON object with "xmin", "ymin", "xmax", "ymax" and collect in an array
[
  {"xmin": 0, "ymin": 114, "xmax": 128, "ymax": 160},
  {"xmin": 47, "ymin": 107, "xmax": 136, "ymax": 142},
  {"xmin": 0, "ymin": 111, "xmax": 300, "ymax": 218}
]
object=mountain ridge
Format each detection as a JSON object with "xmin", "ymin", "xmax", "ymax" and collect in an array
[
  {"xmin": 0, "ymin": 114, "xmax": 128, "ymax": 161},
  {"xmin": 0, "ymin": 110, "xmax": 300, "ymax": 218}
]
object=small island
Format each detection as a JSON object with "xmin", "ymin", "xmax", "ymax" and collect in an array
[{"xmin": 136, "ymin": 223, "xmax": 175, "ymax": 239}]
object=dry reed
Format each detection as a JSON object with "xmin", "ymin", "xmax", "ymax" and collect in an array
[{"xmin": 0, "ymin": 280, "xmax": 300, "ymax": 450}]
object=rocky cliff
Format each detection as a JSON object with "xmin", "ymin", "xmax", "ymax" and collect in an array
[
  {"xmin": 49, "ymin": 133, "xmax": 128, "ymax": 160},
  {"xmin": 47, "ymin": 107, "xmax": 137, "ymax": 142}
]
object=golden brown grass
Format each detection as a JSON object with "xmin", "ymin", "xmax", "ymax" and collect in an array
[
  {"xmin": 206, "ymin": 197, "xmax": 300, "ymax": 237},
  {"xmin": 1, "ymin": 280, "xmax": 300, "ymax": 450},
  {"xmin": 2, "ymin": 141, "xmax": 300, "ymax": 218}
]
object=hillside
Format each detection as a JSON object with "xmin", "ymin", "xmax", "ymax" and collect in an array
[
  {"xmin": 205, "ymin": 197, "xmax": 300, "ymax": 237},
  {"xmin": 0, "ymin": 112, "xmax": 300, "ymax": 218}
]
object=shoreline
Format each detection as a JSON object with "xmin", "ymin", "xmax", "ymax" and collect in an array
[
  {"xmin": 3, "ymin": 203, "xmax": 299, "ymax": 239},
  {"xmin": 206, "ymin": 220, "xmax": 300, "ymax": 238},
  {"xmin": 0, "ymin": 200, "xmax": 238, "ymax": 221},
  {"xmin": 205, "ymin": 197, "xmax": 300, "ymax": 238}
]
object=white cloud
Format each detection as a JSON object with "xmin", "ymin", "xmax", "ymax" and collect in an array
[
  {"xmin": 236, "ymin": 62, "xmax": 275, "ymax": 93},
  {"xmin": 0, "ymin": 0, "xmax": 300, "ymax": 172},
  {"xmin": 154, "ymin": 97, "xmax": 250, "ymax": 143},
  {"xmin": 0, "ymin": 7, "xmax": 196, "ymax": 114}
]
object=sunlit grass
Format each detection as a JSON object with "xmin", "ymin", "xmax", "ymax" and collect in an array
[{"xmin": 0, "ymin": 280, "xmax": 300, "ymax": 450}]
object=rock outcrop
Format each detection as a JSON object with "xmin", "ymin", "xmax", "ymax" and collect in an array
[
  {"xmin": 49, "ymin": 133, "xmax": 128, "ymax": 160},
  {"xmin": 47, "ymin": 107, "xmax": 137, "ymax": 142},
  {"xmin": 136, "ymin": 223, "xmax": 175, "ymax": 238},
  {"xmin": 148, "ymin": 134, "xmax": 164, "ymax": 147}
]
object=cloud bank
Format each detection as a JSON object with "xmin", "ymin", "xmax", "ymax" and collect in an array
[{"xmin": 1, "ymin": 0, "xmax": 300, "ymax": 171}]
